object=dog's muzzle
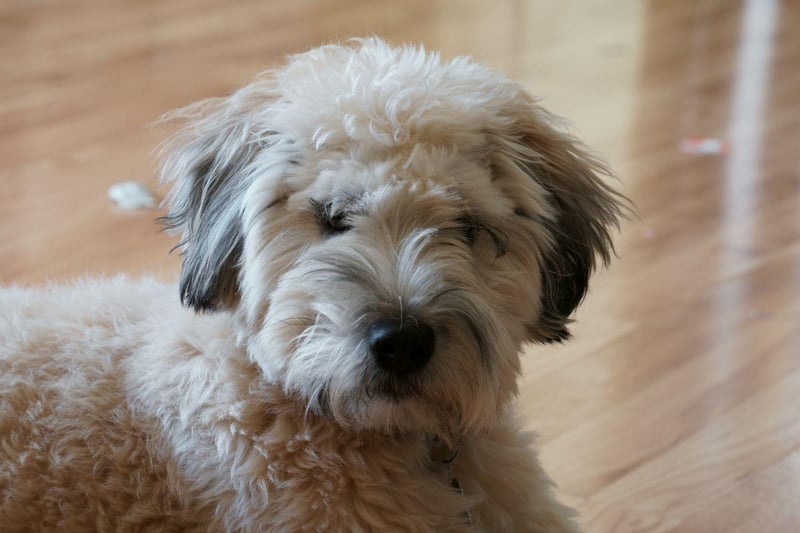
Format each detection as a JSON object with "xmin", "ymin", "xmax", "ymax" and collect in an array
[{"xmin": 368, "ymin": 319, "xmax": 435, "ymax": 374}]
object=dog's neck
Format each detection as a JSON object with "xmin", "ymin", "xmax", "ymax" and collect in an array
[
  {"xmin": 427, "ymin": 433, "xmax": 472, "ymax": 526},
  {"xmin": 220, "ymin": 377, "xmax": 475, "ymax": 523}
]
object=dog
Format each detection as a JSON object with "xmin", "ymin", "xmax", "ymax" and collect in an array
[{"xmin": 0, "ymin": 38, "xmax": 624, "ymax": 532}]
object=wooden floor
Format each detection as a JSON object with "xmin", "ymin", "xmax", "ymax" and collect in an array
[{"xmin": 2, "ymin": 1, "xmax": 799, "ymax": 530}]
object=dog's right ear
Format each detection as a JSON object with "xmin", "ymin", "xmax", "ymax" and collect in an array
[{"xmin": 159, "ymin": 94, "xmax": 266, "ymax": 312}]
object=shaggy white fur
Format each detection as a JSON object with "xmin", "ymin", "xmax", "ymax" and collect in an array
[{"xmin": 0, "ymin": 38, "xmax": 623, "ymax": 531}]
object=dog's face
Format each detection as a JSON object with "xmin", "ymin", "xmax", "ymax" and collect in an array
[{"xmin": 161, "ymin": 39, "xmax": 623, "ymax": 439}]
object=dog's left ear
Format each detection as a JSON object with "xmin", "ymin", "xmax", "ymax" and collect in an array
[
  {"xmin": 489, "ymin": 93, "xmax": 627, "ymax": 343},
  {"xmin": 159, "ymin": 95, "xmax": 266, "ymax": 312}
]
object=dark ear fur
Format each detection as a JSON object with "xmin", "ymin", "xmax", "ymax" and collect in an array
[
  {"xmin": 535, "ymin": 176, "xmax": 613, "ymax": 343},
  {"xmin": 493, "ymin": 96, "xmax": 626, "ymax": 342},
  {"xmin": 159, "ymin": 97, "xmax": 262, "ymax": 312}
]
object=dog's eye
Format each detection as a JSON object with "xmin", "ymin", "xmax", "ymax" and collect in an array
[
  {"xmin": 310, "ymin": 199, "xmax": 353, "ymax": 235},
  {"xmin": 456, "ymin": 213, "xmax": 509, "ymax": 257},
  {"xmin": 456, "ymin": 214, "xmax": 480, "ymax": 245},
  {"xmin": 514, "ymin": 207, "xmax": 533, "ymax": 219},
  {"xmin": 325, "ymin": 211, "xmax": 352, "ymax": 233}
]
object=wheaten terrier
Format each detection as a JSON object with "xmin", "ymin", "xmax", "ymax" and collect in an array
[{"xmin": 0, "ymin": 39, "xmax": 624, "ymax": 532}]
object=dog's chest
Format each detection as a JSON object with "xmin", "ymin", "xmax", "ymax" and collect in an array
[{"xmin": 170, "ymin": 421, "xmax": 478, "ymax": 531}]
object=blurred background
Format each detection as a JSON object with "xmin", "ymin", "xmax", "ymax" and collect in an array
[{"xmin": 2, "ymin": 1, "xmax": 798, "ymax": 531}]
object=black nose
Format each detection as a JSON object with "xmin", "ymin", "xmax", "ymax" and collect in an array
[{"xmin": 368, "ymin": 319, "xmax": 435, "ymax": 374}]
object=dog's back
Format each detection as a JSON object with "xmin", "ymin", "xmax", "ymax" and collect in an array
[{"xmin": 0, "ymin": 278, "xmax": 195, "ymax": 531}]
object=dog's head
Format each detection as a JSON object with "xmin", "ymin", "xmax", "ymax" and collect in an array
[{"xmin": 161, "ymin": 39, "xmax": 624, "ymax": 439}]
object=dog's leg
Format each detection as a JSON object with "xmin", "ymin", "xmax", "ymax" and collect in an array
[{"xmin": 453, "ymin": 411, "xmax": 581, "ymax": 533}]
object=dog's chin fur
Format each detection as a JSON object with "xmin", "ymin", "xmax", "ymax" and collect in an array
[{"xmin": 1, "ymin": 38, "xmax": 624, "ymax": 531}]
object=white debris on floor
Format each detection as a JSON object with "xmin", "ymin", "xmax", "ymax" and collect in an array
[
  {"xmin": 679, "ymin": 137, "xmax": 729, "ymax": 155},
  {"xmin": 108, "ymin": 181, "xmax": 157, "ymax": 209}
]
